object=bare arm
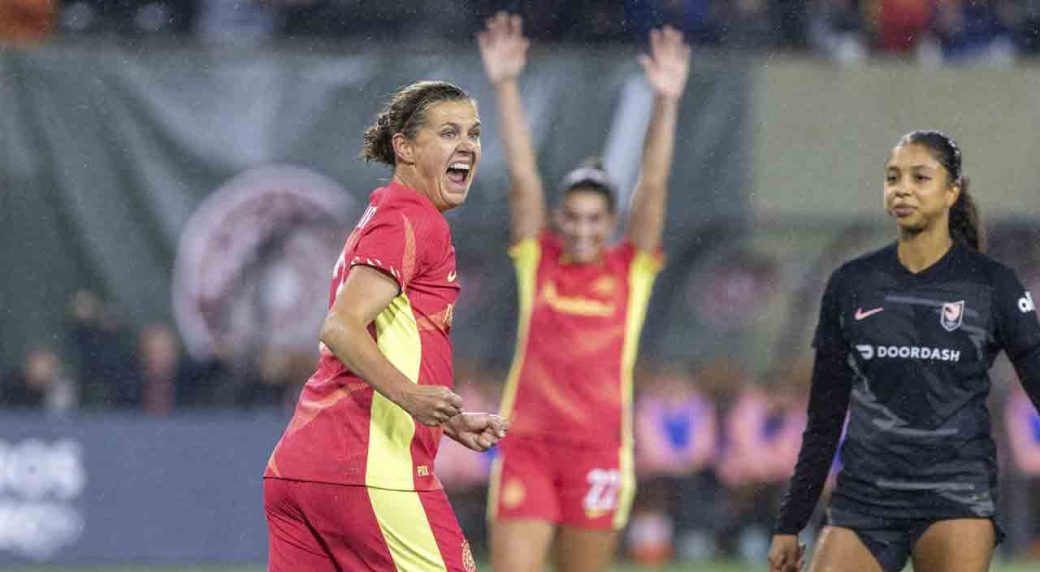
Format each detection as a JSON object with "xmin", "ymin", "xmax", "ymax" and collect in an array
[
  {"xmin": 319, "ymin": 265, "xmax": 461, "ymax": 426},
  {"xmin": 478, "ymin": 11, "xmax": 546, "ymax": 243},
  {"xmin": 627, "ymin": 26, "xmax": 691, "ymax": 252}
]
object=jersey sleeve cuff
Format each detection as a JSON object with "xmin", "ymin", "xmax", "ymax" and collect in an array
[{"xmin": 348, "ymin": 256, "xmax": 404, "ymax": 292}]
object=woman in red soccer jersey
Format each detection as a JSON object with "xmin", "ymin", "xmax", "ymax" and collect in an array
[
  {"xmin": 478, "ymin": 13, "xmax": 690, "ymax": 572},
  {"xmin": 263, "ymin": 80, "xmax": 507, "ymax": 572}
]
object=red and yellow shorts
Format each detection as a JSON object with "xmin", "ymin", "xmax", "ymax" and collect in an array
[
  {"xmin": 487, "ymin": 436, "xmax": 635, "ymax": 531},
  {"xmin": 264, "ymin": 478, "xmax": 477, "ymax": 572}
]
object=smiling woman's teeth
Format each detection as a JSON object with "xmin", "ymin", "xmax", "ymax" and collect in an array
[{"xmin": 446, "ymin": 162, "xmax": 471, "ymax": 184}]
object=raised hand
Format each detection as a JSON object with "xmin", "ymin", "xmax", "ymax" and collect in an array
[
  {"xmin": 638, "ymin": 26, "xmax": 691, "ymax": 101},
  {"xmin": 445, "ymin": 412, "xmax": 509, "ymax": 452},
  {"xmin": 477, "ymin": 11, "xmax": 530, "ymax": 85},
  {"xmin": 396, "ymin": 385, "xmax": 463, "ymax": 426}
]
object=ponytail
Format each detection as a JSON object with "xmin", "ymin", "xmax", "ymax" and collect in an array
[{"xmin": 949, "ymin": 179, "xmax": 982, "ymax": 251}]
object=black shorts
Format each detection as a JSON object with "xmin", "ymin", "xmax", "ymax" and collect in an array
[{"xmin": 827, "ymin": 505, "xmax": 1003, "ymax": 572}]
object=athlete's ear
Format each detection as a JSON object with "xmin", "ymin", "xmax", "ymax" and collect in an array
[
  {"xmin": 946, "ymin": 181, "xmax": 961, "ymax": 209},
  {"xmin": 391, "ymin": 132, "xmax": 415, "ymax": 165}
]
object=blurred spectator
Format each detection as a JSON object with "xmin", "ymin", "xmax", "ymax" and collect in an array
[
  {"xmin": 491, "ymin": 0, "xmax": 579, "ymax": 40},
  {"xmin": 629, "ymin": 363, "xmax": 721, "ymax": 563},
  {"xmin": 716, "ymin": 380, "xmax": 773, "ymax": 487},
  {"xmin": 809, "ymin": 0, "xmax": 869, "ymax": 61},
  {"xmin": 635, "ymin": 364, "xmax": 717, "ymax": 477},
  {"xmin": 194, "ymin": 0, "xmax": 277, "ymax": 44},
  {"xmin": 714, "ymin": 364, "xmax": 805, "ymax": 559},
  {"xmin": 67, "ymin": 290, "xmax": 137, "ymax": 408},
  {"xmin": 0, "ymin": 0, "xmax": 56, "ymax": 44},
  {"xmin": 134, "ymin": 323, "xmax": 230, "ymax": 415},
  {"xmin": 773, "ymin": 0, "xmax": 810, "ymax": 48},
  {"xmin": 58, "ymin": 0, "xmax": 194, "ymax": 36},
  {"xmin": 933, "ymin": 0, "xmax": 1016, "ymax": 63},
  {"xmin": 0, "ymin": 348, "xmax": 78, "ymax": 414},
  {"xmin": 136, "ymin": 324, "xmax": 180, "ymax": 415},
  {"xmin": 1013, "ymin": 0, "xmax": 1040, "ymax": 53},
  {"xmin": 690, "ymin": 357, "xmax": 782, "ymax": 561},
  {"xmin": 1006, "ymin": 380, "xmax": 1040, "ymax": 474},
  {"xmin": 716, "ymin": 0, "xmax": 777, "ymax": 49},
  {"xmin": 1005, "ymin": 381, "xmax": 1040, "ymax": 551},
  {"xmin": 238, "ymin": 347, "xmax": 310, "ymax": 408},
  {"xmin": 761, "ymin": 361, "xmax": 810, "ymax": 482},
  {"xmin": 624, "ymin": 0, "xmax": 718, "ymax": 44},
  {"xmin": 280, "ymin": 0, "xmax": 471, "ymax": 40},
  {"xmin": 873, "ymin": 0, "xmax": 933, "ymax": 53}
]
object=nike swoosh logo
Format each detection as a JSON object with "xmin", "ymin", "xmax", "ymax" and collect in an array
[
  {"xmin": 854, "ymin": 307, "xmax": 884, "ymax": 320},
  {"xmin": 447, "ymin": 270, "xmax": 457, "ymax": 283}
]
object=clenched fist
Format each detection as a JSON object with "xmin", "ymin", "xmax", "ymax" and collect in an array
[
  {"xmin": 396, "ymin": 385, "xmax": 463, "ymax": 426},
  {"xmin": 445, "ymin": 412, "xmax": 509, "ymax": 451}
]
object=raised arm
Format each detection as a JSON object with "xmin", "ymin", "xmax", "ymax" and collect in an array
[
  {"xmin": 478, "ymin": 11, "xmax": 545, "ymax": 243},
  {"xmin": 627, "ymin": 26, "xmax": 690, "ymax": 252}
]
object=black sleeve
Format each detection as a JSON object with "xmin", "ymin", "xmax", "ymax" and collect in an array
[
  {"xmin": 775, "ymin": 269, "xmax": 853, "ymax": 535},
  {"xmin": 993, "ymin": 267, "xmax": 1040, "ymax": 413}
]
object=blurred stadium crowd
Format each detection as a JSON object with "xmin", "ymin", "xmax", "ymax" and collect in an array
[
  {"xmin": 3, "ymin": 287, "xmax": 1039, "ymax": 562},
  {"xmin": 0, "ymin": 290, "xmax": 308, "ymax": 413},
  {"xmin": 1, "ymin": 0, "xmax": 1040, "ymax": 62}
]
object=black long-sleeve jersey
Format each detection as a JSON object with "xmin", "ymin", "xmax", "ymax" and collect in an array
[{"xmin": 777, "ymin": 242, "xmax": 1040, "ymax": 534}]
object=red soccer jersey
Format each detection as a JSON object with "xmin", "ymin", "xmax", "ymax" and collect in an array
[
  {"xmin": 265, "ymin": 181, "xmax": 459, "ymax": 491},
  {"xmin": 499, "ymin": 232, "xmax": 662, "ymax": 448}
]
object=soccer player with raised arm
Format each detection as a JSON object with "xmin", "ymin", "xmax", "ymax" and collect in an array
[
  {"xmin": 264, "ymin": 81, "xmax": 507, "ymax": 572},
  {"xmin": 478, "ymin": 12, "xmax": 690, "ymax": 572},
  {"xmin": 769, "ymin": 131, "xmax": 1040, "ymax": 572}
]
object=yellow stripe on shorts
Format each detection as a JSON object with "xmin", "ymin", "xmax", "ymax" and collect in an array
[{"xmin": 369, "ymin": 488, "xmax": 447, "ymax": 572}]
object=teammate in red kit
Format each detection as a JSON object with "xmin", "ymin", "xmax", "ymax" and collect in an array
[
  {"xmin": 477, "ymin": 13, "xmax": 690, "ymax": 572},
  {"xmin": 263, "ymin": 80, "xmax": 507, "ymax": 572}
]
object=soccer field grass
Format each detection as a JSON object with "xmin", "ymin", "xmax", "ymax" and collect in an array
[{"xmin": 7, "ymin": 562, "xmax": 1040, "ymax": 572}]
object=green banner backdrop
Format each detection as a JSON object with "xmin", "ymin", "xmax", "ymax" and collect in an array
[{"xmin": 0, "ymin": 41, "xmax": 751, "ymax": 368}]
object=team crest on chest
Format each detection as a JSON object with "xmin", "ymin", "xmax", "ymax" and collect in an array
[{"xmin": 940, "ymin": 300, "xmax": 965, "ymax": 332}]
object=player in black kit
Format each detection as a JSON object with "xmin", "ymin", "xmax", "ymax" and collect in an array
[{"xmin": 767, "ymin": 130, "xmax": 1040, "ymax": 572}]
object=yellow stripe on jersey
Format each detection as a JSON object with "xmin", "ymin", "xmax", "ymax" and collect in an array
[
  {"xmin": 367, "ymin": 292, "xmax": 423, "ymax": 490},
  {"xmin": 368, "ymin": 488, "xmax": 447, "ymax": 572},
  {"xmin": 614, "ymin": 249, "xmax": 662, "ymax": 529},
  {"xmin": 498, "ymin": 238, "xmax": 541, "ymax": 421}
]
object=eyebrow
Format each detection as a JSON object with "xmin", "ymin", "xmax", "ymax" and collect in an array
[
  {"xmin": 438, "ymin": 121, "xmax": 481, "ymax": 129},
  {"xmin": 886, "ymin": 164, "xmax": 937, "ymax": 170}
]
